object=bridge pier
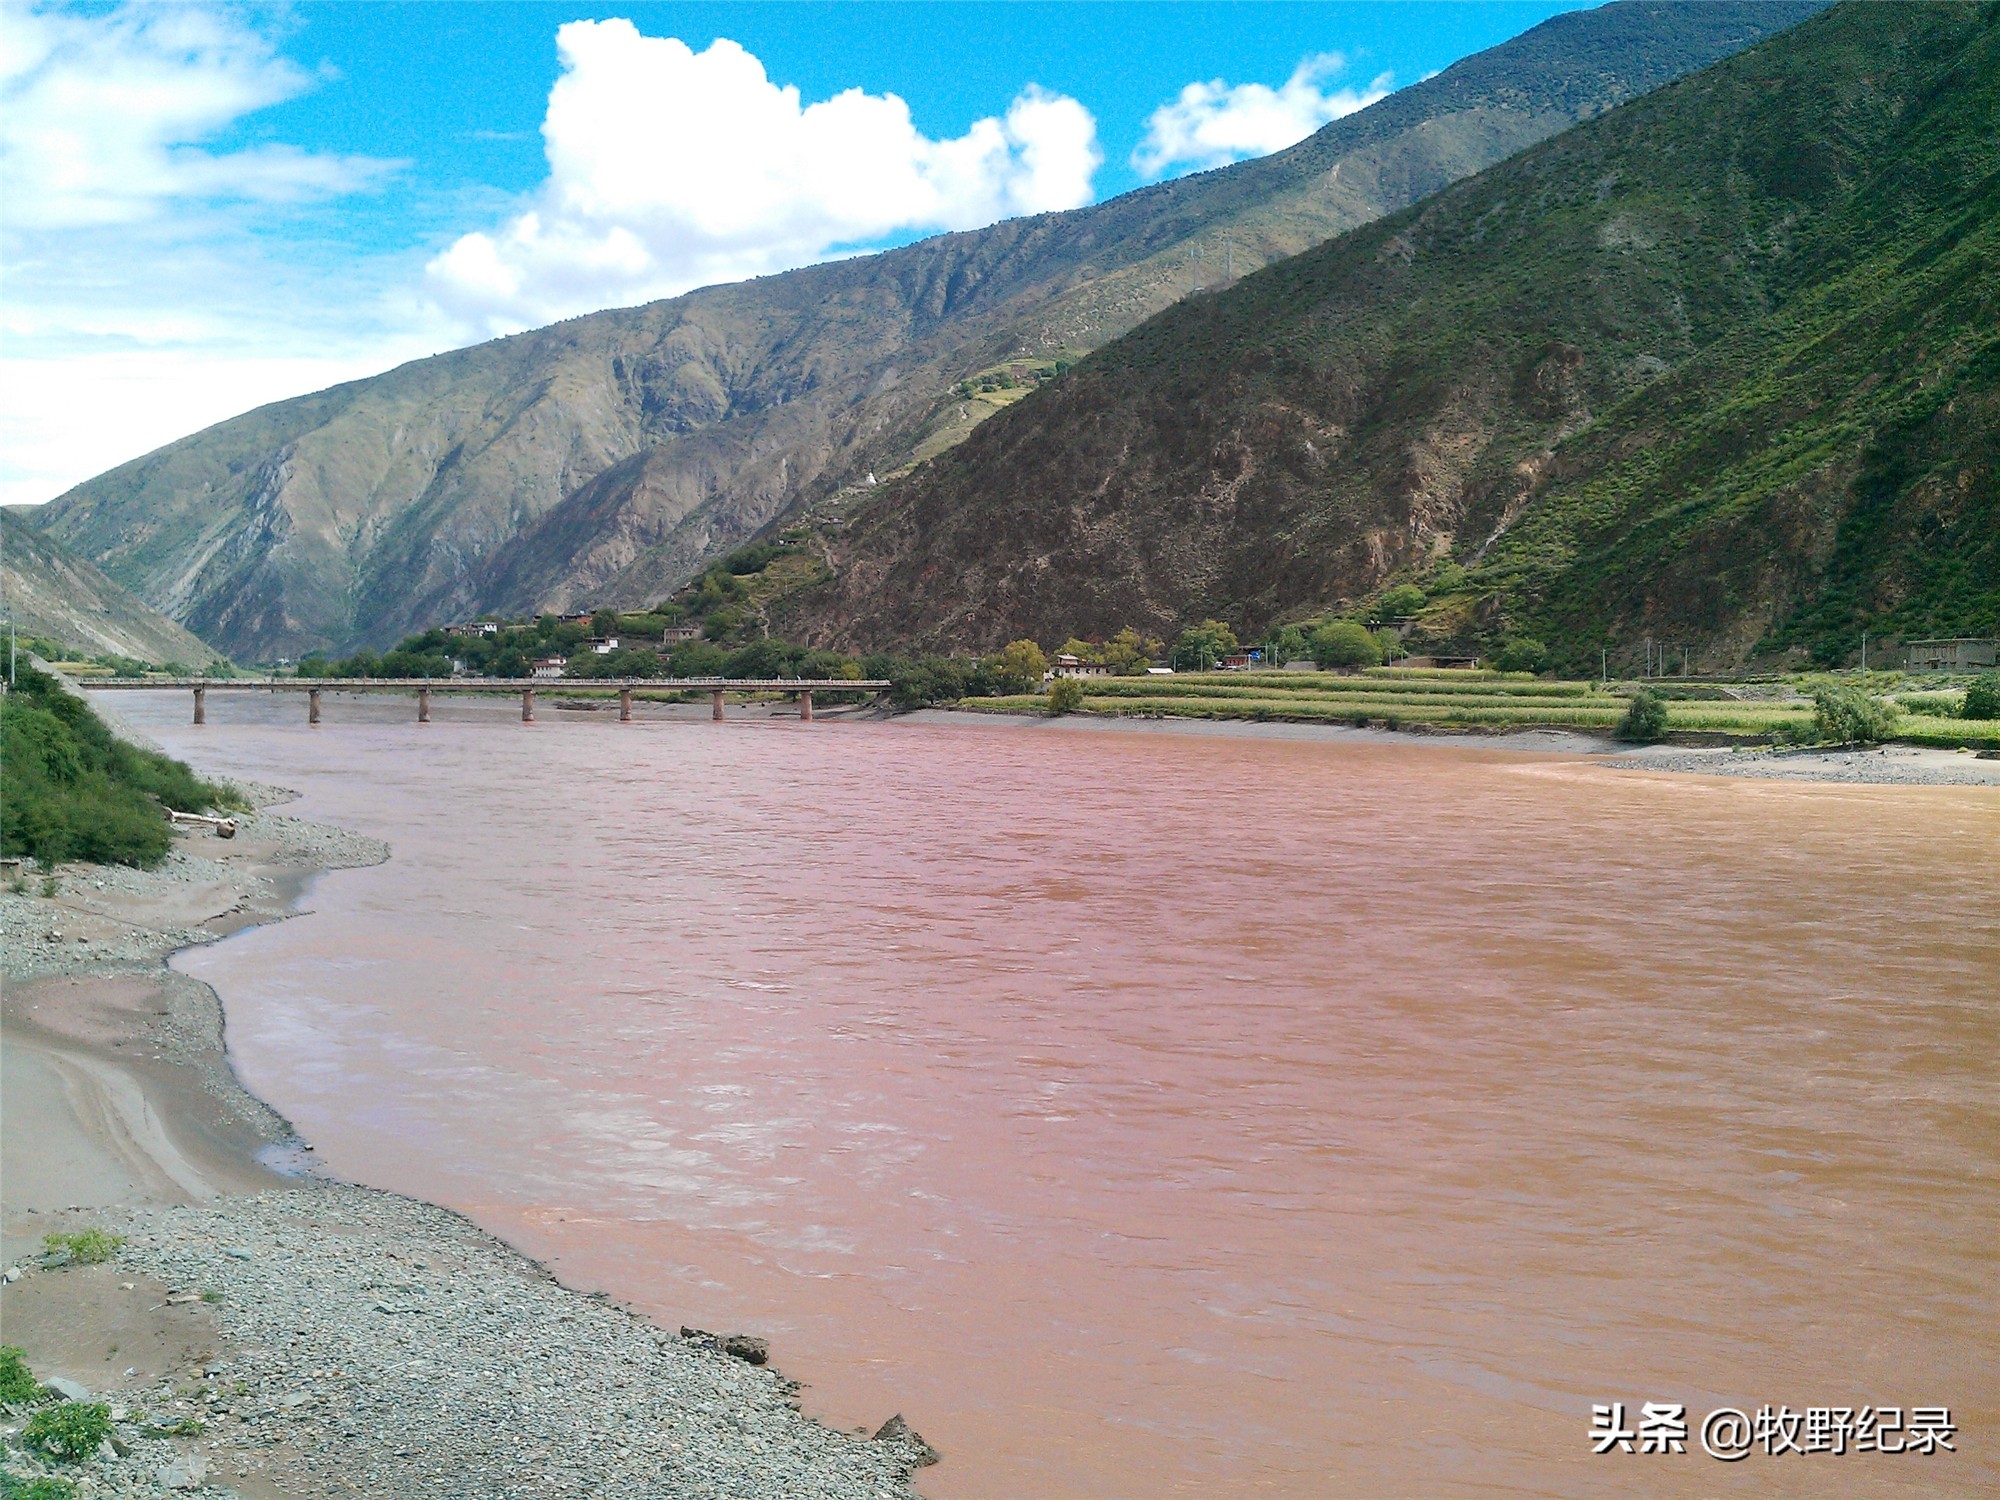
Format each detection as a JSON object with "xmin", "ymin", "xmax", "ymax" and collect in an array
[
  {"xmin": 192, "ymin": 686, "xmax": 205, "ymax": 725},
  {"xmin": 711, "ymin": 689, "xmax": 725, "ymax": 722},
  {"xmin": 308, "ymin": 688, "xmax": 322, "ymax": 725},
  {"xmin": 619, "ymin": 687, "xmax": 633, "ymax": 722},
  {"xmin": 522, "ymin": 688, "xmax": 536, "ymax": 723},
  {"xmin": 418, "ymin": 687, "xmax": 431, "ymax": 723},
  {"xmin": 798, "ymin": 689, "xmax": 812, "ymax": 722}
]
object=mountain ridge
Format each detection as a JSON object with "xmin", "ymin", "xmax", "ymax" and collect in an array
[
  {"xmin": 29, "ymin": 1, "xmax": 1826, "ymax": 659},
  {"xmin": 780, "ymin": 0, "xmax": 1997, "ymax": 668}
]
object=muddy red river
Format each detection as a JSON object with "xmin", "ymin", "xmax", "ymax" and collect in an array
[{"xmin": 111, "ymin": 690, "xmax": 1999, "ymax": 1497}]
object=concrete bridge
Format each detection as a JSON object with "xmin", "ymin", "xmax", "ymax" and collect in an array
[{"xmin": 82, "ymin": 677, "xmax": 892, "ymax": 725}]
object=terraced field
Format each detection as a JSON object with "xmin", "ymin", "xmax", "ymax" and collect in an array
[{"xmin": 961, "ymin": 669, "xmax": 2000, "ymax": 748}]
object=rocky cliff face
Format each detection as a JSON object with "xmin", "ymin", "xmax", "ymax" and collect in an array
[
  {"xmin": 781, "ymin": 1, "xmax": 1997, "ymax": 669},
  {"xmin": 29, "ymin": 2, "xmax": 1823, "ymax": 660},
  {"xmin": 0, "ymin": 509, "xmax": 220, "ymax": 665}
]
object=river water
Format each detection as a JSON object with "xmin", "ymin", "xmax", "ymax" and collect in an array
[{"xmin": 112, "ymin": 690, "xmax": 1998, "ymax": 1497}]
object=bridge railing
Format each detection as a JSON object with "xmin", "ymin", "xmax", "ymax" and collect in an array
[
  {"xmin": 81, "ymin": 677, "xmax": 891, "ymax": 691},
  {"xmin": 80, "ymin": 675, "xmax": 893, "ymax": 725}
]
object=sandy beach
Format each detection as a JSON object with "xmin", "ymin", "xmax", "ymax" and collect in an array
[{"xmin": 1, "ymin": 753, "xmax": 933, "ymax": 1496}]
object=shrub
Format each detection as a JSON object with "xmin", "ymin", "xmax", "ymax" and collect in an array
[
  {"xmin": 1617, "ymin": 689, "xmax": 1669, "ymax": 742},
  {"xmin": 1047, "ymin": 678, "xmax": 1085, "ymax": 715},
  {"xmin": 1811, "ymin": 685, "xmax": 1900, "ymax": 744},
  {"xmin": 1310, "ymin": 621, "xmax": 1382, "ymax": 669},
  {"xmin": 0, "ymin": 1477, "xmax": 79, "ymax": 1500},
  {"xmin": 0, "ymin": 1344, "xmax": 44, "ymax": 1403},
  {"xmin": 1378, "ymin": 583, "xmax": 1427, "ymax": 617},
  {"xmin": 0, "ymin": 665, "xmax": 234, "ymax": 868},
  {"xmin": 23, "ymin": 1401, "xmax": 111, "ymax": 1462},
  {"xmin": 1494, "ymin": 637, "xmax": 1550, "ymax": 674},
  {"xmin": 42, "ymin": 1229, "xmax": 123, "ymax": 1266},
  {"xmin": 1962, "ymin": 673, "xmax": 2000, "ymax": 720}
]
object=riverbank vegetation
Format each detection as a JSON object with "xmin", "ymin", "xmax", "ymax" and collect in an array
[
  {"xmin": 954, "ymin": 667, "xmax": 2000, "ymax": 749},
  {"xmin": 0, "ymin": 665, "xmax": 238, "ymax": 868},
  {"xmin": 289, "ymin": 536, "xmax": 2000, "ymax": 750}
]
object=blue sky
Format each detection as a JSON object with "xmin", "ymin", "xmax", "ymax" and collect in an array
[{"xmin": 1, "ymin": 2, "xmax": 1595, "ymax": 505}]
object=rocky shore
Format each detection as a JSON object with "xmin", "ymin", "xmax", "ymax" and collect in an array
[
  {"xmin": 1607, "ymin": 742, "xmax": 2000, "ymax": 787},
  {"xmin": 2, "ymin": 772, "xmax": 931, "ymax": 1496}
]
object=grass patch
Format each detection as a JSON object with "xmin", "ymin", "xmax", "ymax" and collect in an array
[
  {"xmin": 955, "ymin": 674, "xmax": 1825, "ymax": 739},
  {"xmin": 42, "ymin": 1229, "xmax": 124, "ymax": 1266}
]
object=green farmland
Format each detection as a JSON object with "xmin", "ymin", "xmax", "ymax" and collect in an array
[{"xmin": 959, "ymin": 668, "xmax": 2000, "ymax": 749}]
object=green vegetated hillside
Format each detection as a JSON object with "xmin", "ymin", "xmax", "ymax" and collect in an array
[
  {"xmin": 0, "ymin": 663, "xmax": 236, "ymax": 867},
  {"xmin": 787, "ymin": 1, "xmax": 1997, "ymax": 671},
  {"xmin": 0, "ymin": 508, "xmax": 220, "ymax": 665},
  {"xmin": 28, "ymin": 2, "xmax": 1822, "ymax": 660}
]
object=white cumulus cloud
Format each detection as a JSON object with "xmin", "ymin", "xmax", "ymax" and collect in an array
[
  {"xmin": 1134, "ymin": 53, "xmax": 1393, "ymax": 179},
  {"xmin": 0, "ymin": 0, "xmax": 389, "ymax": 229},
  {"xmin": 0, "ymin": 2, "xmax": 419, "ymax": 507},
  {"xmin": 427, "ymin": 21, "xmax": 1102, "ymax": 335}
]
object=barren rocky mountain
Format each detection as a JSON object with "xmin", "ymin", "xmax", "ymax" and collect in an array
[
  {"xmin": 28, "ymin": 1, "xmax": 1822, "ymax": 660},
  {"xmin": 0, "ymin": 509, "xmax": 219, "ymax": 665},
  {"xmin": 784, "ymin": 0, "xmax": 1997, "ymax": 670}
]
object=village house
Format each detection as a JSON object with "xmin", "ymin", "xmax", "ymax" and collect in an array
[
  {"xmin": 589, "ymin": 637, "xmax": 620, "ymax": 655},
  {"xmin": 530, "ymin": 657, "xmax": 568, "ymax": 680},
  {"xmin": 1903, "ymin": 637, "xmax": 1997, "ymax": 671},
  {"xmin": 1052, "ymin": 652, "xmax": 1115, "ymax": 679},
  {"xmin": 445, "ymin": 621, "xmax": 499, "ymax": 638},
  {"xmin": 659, "ymin": 623, "xmax": 702, "ymax": 645}
]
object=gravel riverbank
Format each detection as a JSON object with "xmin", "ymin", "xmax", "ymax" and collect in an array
[
  {"xmin": 1606, "ymin": 742, "xmax": 2000, "ymax": 786},
  {"xmin": 6, "ymin": 1191, "xmax": 930, "ymax": 1498},
  {"xmin": 2, "ymin": 715, "xmax": 932, "ymax": 1496}
]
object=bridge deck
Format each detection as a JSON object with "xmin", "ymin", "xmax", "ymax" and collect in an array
[{"xmin": 80, "ymin": 678, "xmax": 890, "ymax": 692}]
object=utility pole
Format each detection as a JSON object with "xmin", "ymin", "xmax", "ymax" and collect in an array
[
  {"xmin": 1601, "ymin": 646, "xmax": 1608, "ymax": 688},
  {"xmin": 1226, "ymin": 238, "xmax": 1235, "ymax": 282},
  {"xmin": 1189, "ymin": 245, "xmax": 1201, "ymax": 295},
  {"xmin": 1861, "ymin": 630, "xmax": 1868, "ymax": 679}
]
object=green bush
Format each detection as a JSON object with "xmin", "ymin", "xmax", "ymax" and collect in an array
[
  {"xmin": 0, "ymin": 1345, "xmax": 44, "ymax": 1403},
  {"xmin": 1047, "ymin": 678, "xmax": 1086, "ymax": 715},
  {"xmin": 1811, "ymin": 685, "xmax": 1900, "ymax": 744},
  {"xmin": 1378, "ymin": 583, "xmax": 1427, "ymax": 617},
  {"xmin": 1310, "ymin": 620, "xmax": 1382, "ymax": 669},
  {"xmin": 22, "ymin": 1402, "xmax": 111, "ymax": 1462},
  {"xmin": 1494, "ymin": 637, "xmax": 1550, "ymax": 674},
  {"xmin": 1617, "ymin": 689, "xmax": 1669, "ymax": 742},
  {"xmin": 43, "ymin": 1229, "xmax": 123, "ymax": 1266},
  {"xmin": 0, "ymin": 666, "xmax": 235, "ymax": 868},
  {"xmin": 0, "ymin": 1476, "xmax": 79, "ymax": 1500},
  {"xmin": 1962, "ymin": 672, "xmax": 2000, "ymax": 720}
]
